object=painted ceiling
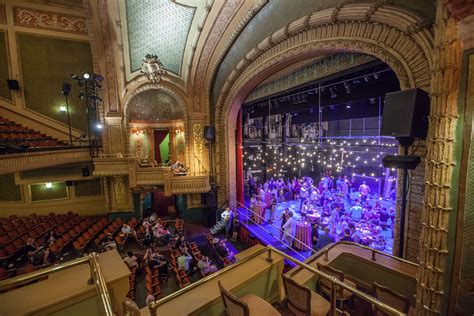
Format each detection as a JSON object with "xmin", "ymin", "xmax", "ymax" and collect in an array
[
  {"xmin": 127, "ymin": 89, "xmax": 184, "ymax": 121},
  {"xmin": 125, "ymin": 0, "xmax": 195, "ymax": 75}
]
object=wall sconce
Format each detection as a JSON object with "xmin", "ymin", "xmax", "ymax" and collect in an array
[
  {"xmin": 131, "ymin": 128, "xmax": 144, "ymax": 136},
  {"xmin": 175, "ymin": 127, "xmax": 183, "ymax": 134},
  {"xmin": 59, "ymin": 105, "xmax": 67, "ymax": 112},
  {"xmin": 45, "ymin": 182, "xmax": 53, "ymax": 189}
]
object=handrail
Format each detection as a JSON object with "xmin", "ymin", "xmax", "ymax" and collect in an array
[
  {"xmin": 148, "ymin": 245, "xmax": 405, "ymax": 316},
  {"xmin": 236, "ymin": 201, "xmax": 317, "ymax": 256},
  {"xmin": 0, "ymin": 252, "xmax": 114, "ymax": 316},
  {"xmin": 237, "ymin": 205, "xmax": 308, "ymax": 261}
]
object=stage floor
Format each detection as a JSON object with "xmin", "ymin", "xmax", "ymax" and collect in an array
[{"xmin": 238, "ymin": 197, "xmax": 394, "ymax": 259}]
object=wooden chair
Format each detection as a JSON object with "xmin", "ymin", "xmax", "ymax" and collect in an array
[
  {"xmin": 317, "ymin": 263, "xmax": 356, "ymax": 307},
  {"xmin": 217, "ymin": 280, "xmax": 280, "ymax": 316},
  {"xmin": 372, "ymin": 282, "xmax": 413, "ymax": 316},
  {"xmin": 282, "ymin": 274, "xmax": 330, "ymax": 316}
]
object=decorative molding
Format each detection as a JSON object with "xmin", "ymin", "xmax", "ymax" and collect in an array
[
  {"xmin": 97, "ymin": 0, "xmax": 119, "ymax": 112},
  {"xmin": 192, "ymin": 123, "xmax": 203, "ymax": 172},
  {"xmin": 13, "ymin": 6, "xmax": 88, "ymax": 35},
  {"xmin": 0, "ymin": 149, "xmax": 91, "ymax": 175},
  {"xmin": 193, "ymin": 0, "xmax": 244, "ymax": 111},
  {"xmin": 0, "ymin": 3, "xmax": 6, "ymax": 25}
]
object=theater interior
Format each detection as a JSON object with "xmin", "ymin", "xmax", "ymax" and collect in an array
[{"xmin": 0, "ymin": 0, "xmax": 473, "ymax": 315}]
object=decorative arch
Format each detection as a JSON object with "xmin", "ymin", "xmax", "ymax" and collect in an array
[
  {"xmin": 214, "ymin": 3, "xmax": 434, "ymax": 207},
  {"xmin": 122, "ymin": 82, "xmax": 190, "ymax": 163}
]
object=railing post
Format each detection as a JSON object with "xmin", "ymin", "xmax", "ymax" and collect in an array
[
  {"xmin": 330, "ymin": 279, "xmax": 337, "ymax": 316},
  {"xmin": 265, "ymin": 248, "xmax": 273, "ymax": 263},
  {"xmin": 371, "ymin": 249, "xmax": 376, "ymax": 261},
  {"xmin": 149, "ymin": 303, "xmax": 157, "ymax": 316},
  {"xmin": 87, "ymin": 254, "xmax": 95, "ymax": 285},
  {"xmin": 323, "ymin": 249, "xmax": 329, "ymax": 262}
]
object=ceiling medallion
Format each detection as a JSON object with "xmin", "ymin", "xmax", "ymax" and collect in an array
[{"xmin": 141, "ymin": 54, "xmax": 167, "ymax": 83}]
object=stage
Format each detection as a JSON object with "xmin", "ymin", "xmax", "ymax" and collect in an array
[{"xmin": 237, "ymin": 192, "xmax": 395, "ymax": 260}]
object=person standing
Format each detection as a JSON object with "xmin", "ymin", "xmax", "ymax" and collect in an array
[
  {"xmin": 359, "ymin": 181, "xmax": 370, "ymax": 202},
  {"xmin": 269, "ymin": 195, "xmax": 277, "ymax": 223},
  {"xmin": 231, "ymin": 211, "xmax": 240, "ymax": 241},
  {"xmin": 316, "ymin": 227, "xmax": 335, "ymax": 251},
  {"xmin": 282, "ymin": 211, "xmax": 296, "ymax": 246},
  {"xmin": 279, "ymin": 208, "xmax": 289, "ymax": 240}
]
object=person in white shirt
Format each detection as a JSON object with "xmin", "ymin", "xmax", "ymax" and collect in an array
[
  {"xmin": 350, "ymin": 202, "xmax": 363, "ymax": 221},
  {"xmin": 123, "ymin": 251, "xmax": 138, "ymax": 268}
]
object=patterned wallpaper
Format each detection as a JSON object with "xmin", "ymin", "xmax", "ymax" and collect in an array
[
  {"xmin": 75, "ymin": 179, "xmax": 102, "ymax": 197},
  {"xmin": 30, "ymin": 182, "xmax": 68, "ymax": 201},
  {"xmin": 0, "ymin": 174, "xmax": 22, "ymax": 202},
  {"xmin": 127, "ymin": 89, "xmax": 184, "ymax": 121},
  {"xmin": 0, "ymin": 31, "xmax": 11, "ymax": 101},
  {"xmin": 125, "ymin": 0, "xmax": 195, "ymax": 75},
  {"xmin": 18, "ymin": 34, "xmax": 93, "ymax": 131}
]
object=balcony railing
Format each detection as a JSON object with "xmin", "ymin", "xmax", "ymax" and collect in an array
[
  {"xmin": 0, "ymin": 252, "xmax": 114, "ymax": 316},
  {"xmin": 147, "ymin": 245, "xmax": 405, "ymax": 316}
]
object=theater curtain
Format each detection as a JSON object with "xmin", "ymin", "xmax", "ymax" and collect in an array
[
  {"xmin": 236, "ymin": 108, "xmax": 244, "ymax": 205},
  {"xmin": 153, "ymin": 191, "xmax": 174, "ymax": 217},
  {"xmin": 154, "ymin": 130, "xmax": 168, "ymax": 163}
]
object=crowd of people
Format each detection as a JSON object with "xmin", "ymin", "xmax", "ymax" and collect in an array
[{"xmin": 247, "ymin": 173, "xmax": 396, "ymax": 253}]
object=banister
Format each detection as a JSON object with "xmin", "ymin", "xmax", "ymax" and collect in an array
[
  {"xmin": 0, "ymin": 252, "xmax": 114, "ymax": 316},
  {"xmin": 148, "ymin": 245, "xmax": 405, "ymax": 316}
]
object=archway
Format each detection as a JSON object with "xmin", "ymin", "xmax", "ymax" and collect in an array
[{"xmin": 212, "ymin": 3, "xmax": 456, "ymax": 315}]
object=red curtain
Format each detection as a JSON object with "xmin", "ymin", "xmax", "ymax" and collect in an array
[
  {"xmin": 236, "ymin": 108, "xmax": 244, "ymax": 204},
  {"xmin": 153, "ymin": 130, "xmax": 169, "ymax": 163},
  {"xmin": 153, "ymin": 191, "xmax": 174, "ymax": 216}
]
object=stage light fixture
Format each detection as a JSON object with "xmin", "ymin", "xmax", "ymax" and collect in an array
[
  {"xmin": 83, "ymin": 73, "xmax": 90, "ymax": 79},
  {"xmin": 96, "ymin": 123, "xmax": 103, "ymax": 130}
]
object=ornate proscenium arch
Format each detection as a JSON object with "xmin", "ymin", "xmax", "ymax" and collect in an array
[{"xmin": 212, "ymin": 3, "xmax": 461, "ymax": 315}]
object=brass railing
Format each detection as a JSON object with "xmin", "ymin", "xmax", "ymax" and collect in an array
[
  {"xmin": 148, "ymin": 245, "xmax": 405, "ymax": 316},
  {"xmin": 0, "ymin": 252, "xmax": 114, "ymax": 316}
]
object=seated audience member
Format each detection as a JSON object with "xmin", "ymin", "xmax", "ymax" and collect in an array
[
  {"xmin": 316, "ymin": 227, "xmax": 335, "ymax": 250},
  {"xmin": 24, "ymin": 238, "xmax": 51, "ymax": 265},
  {"xmin": 47, "ymin": 231, "xmax": 57, "ymax": 244},
  {"xmin": 123, "ymin": 251, "xmax": 138, "ymax": 268},
  {"xmin": 380, "ymin": 223, "xmax": 393, "ymax": 240},
  {"xmin": 348, "ymin": 222, "xmax": 361, "ymax": 244},
  {"xmin": 145, "ymin": 294, "xmax": 156, "ymax": 305},
  {"xmin": 349, "ymin": 202, "xmax": 363, "ymax": 221},
  {"xmin": 177, "ymin": 250, "xmax": 196, "ymax": 274},
  {"xmin": 102, "ymin": 233, "xmax": 117, "ymax": 251},
  {"xmin": 197, "ymin": 256, "xmax": 218, "ymax": 275},
  {"xmin": 215, "ymin": 240, "xmax": 229, "ymax": 258},
  {"xmin": 121, "ymin": 223, "xmax": 137, "ymax": 240},
  {"xmin": 171, "ymin": 160, "xmax": 187, "ymax": 175},
  {"xmin": 340, "ymin": 228, "xmax": 354, "ymax": 242}
]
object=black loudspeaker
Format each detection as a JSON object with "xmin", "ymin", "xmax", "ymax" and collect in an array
[
  {"xmin": 65, "ymin": 180, "xmax": 74, "ymax": 187},
  {"xmin": 6, "ymin": 80, "xmax": 20, "ymax": 90},
  {"xmin": 204, "ymin": 126, "xmax": 215, "ymax": 140},
  {"xmin": 81, "ymin": 167, "xmax": 90, "ymax": 177},
  {"xmin": 62, "ymin": 82, "xmax": 71, "ymax": 96},
  {"xmin": 381, "ymin": 88, "xmax": 430, "ymax": 139},
  {"xmin": 382, "ymin": 155, "xmax": 421, "ymax": 170}
]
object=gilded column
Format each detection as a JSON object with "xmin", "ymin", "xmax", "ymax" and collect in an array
[{"xmin": 416, "ymin": 1, "xmax": 463, "ymax": 314}]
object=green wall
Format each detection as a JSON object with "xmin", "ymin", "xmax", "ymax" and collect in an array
[
  {"xmin": 75, "ymin": 179, "xmax": 102, "ymax": 197},
  {"xmin": 0, "ymin": 174, "xmax": 22, "ymax": 202},
  {"xmin": 18, "ymin": 34, "xmax": 93, "ymax": 131},
  {"xmin": 159, "ymin": 133, "xmax": 169, "ymax": 163},
  {"xmin": 30, "ymin": 182, "xmax": 68, "ymax": 201}
]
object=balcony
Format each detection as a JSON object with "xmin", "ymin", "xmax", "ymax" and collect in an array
[{"xmin": 93, "ymin": 155, "xmax": 210, "ymax": 195}]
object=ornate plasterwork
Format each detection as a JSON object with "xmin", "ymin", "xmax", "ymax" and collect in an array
[
  {"xmin": 13, "ymin": 6, "xmax": 88, "ymax": 35},
  {"xmin": 192, "ymin": 0, "xmax": 244, "ymax": 111}
]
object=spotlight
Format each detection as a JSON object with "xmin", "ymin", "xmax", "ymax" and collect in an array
[
  {"xmin": 346, "ymin": 104, "xmax": 351, "ymax": 109},
  {"xmin": 59, "ymin": 105, "xmax": 67, "ymax": 112},
  {"xmin": 45, "ymin": 182, "xmax": 52, "ymax": 189},
  {"xmin": 373, "ymin": 73, "xmax": 379, "ymax": 80},
  {"xmin": 83, "ymin": 73, "xmax": 90, "ymax": 79},
  {"xmin": 363, "ymin": 76, "xmax": 369, "ymax": 82},
  {"xmin": 96, "ymin": 123, "xmax": 103, "ymax": 130}
]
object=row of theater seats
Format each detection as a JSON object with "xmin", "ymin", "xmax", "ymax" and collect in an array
[
  {"xmin": 204, "ymin": 233, "xmax": 234, "ymax": 266},
  {"xmin": 0, "ymin": 212, "xmax": 82, "ymax": 266},
  {"xmin": 127, "ymin": 265, "xmax": 137, "ymax": 300},
  {"xmin": 169, "ymin": 248, "xmax": 192, "ymax": 289},
  {"xmin": 0, "ymin": 116, "xmax": 65, "ymax": 153},
  {"xmin": 145, "ymin": 262, "xmax": 162, "ymax": 299}
]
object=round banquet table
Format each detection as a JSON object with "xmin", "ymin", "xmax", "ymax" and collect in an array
[{"xmin": 293, "ymin": 221, "xmax": 312, "ymax": 251}]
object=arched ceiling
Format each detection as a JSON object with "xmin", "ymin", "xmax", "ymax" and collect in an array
[
  {"xmin": 119, "ymin": 0, "xmax": 210, "ymax": 81},
  {"xmin": 127, "ymin": 89, "xmax": 184, "ymax": 122}
]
